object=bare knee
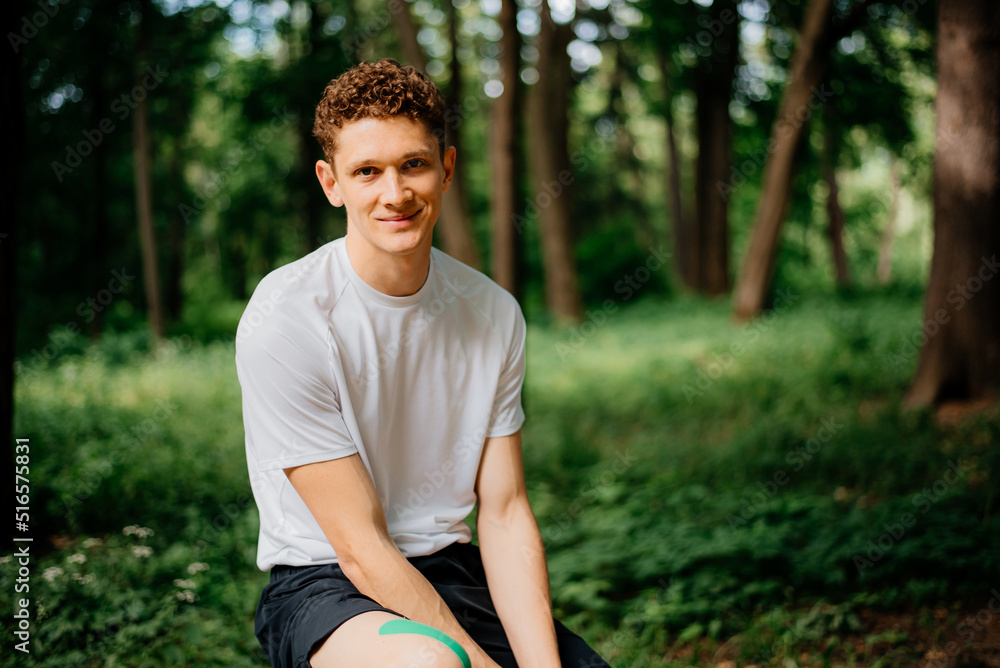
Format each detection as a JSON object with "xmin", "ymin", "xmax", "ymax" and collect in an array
[
  {"xmin": 385, "ymin": 635, "xmax": 464, "ymax": 668},
  {"xmin": 309, "ymin": 611, "xmax": 465, "ymax": 668}
]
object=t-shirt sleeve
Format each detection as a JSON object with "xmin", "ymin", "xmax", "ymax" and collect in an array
[
  {"xmin": 236, "ymin": 325, "xmax": 358, "ymax": 472},
  {"xmin": 487, "ymin": 299, "xmax": 526, "ymax": 437}
]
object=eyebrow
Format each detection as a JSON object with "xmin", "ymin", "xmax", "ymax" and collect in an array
[{"xmin": 344, "ymin": 150, "xmax": 434, "ymax": 174}]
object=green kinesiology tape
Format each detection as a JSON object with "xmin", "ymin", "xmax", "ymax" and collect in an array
[{"xmin": 377, "ymin": 618, "xmax": 472, "ymax": 668}]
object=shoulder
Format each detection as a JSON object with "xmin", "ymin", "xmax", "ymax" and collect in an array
[
  {"xmin": 235, "ymin": 239, "xmax": 348, "ymax": 358},
  {"xmin": 430, "ymin": 247, "xmax": 523, "ymax": 327}
]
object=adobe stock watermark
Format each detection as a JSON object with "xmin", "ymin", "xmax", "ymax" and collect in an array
[
  {"xmin": 234, "ymin": 244, "xmax": 330, "ymax": 344},
  {"xmin": 889, "ymin": 255, "xmax": 999, "ymax": 370},
  {"xmin": 339, "ymin": 0, "xmax": 408, "ymax": 61},
  {"xmin": 8, "ymin": 0, "xmax": 72, "ymax": 53},
  {"xmin": 191, "ymin": 493, "xmax": 255, "ymax": 555},
  {"xmin": 390, "ymin": 424, "xmax": 490, "ymax": 523},
  {"xmin": 512, "ymin": 119, "xmax": 620, "ymax": 234},
  {"xmin": 555, "ymin": 245, "xmax": 671, "ymax": 361},
  {"xmin": 61, "ymin": 398, "xmax": 179, "ymax": 511},
  {"xmin": 391, "ymin": 404, "xmax": 528, "ymax": 523},
  {"xmin": 853, "ymin": 459, "xmax": 968, "ymax": 575},
  {"xmin": 16, "ymin": 267, "xmax": 136, "ymax": 377},
  {"xmin": 349, "ymin": 278, "xmax": 470, "ymax": 392},
  {"xmin": 727, "ymin": 415, "xmax": 844, "ymax": 530},
  {"xmin": 51, "ymin": 63, "xmax": 169, "ymax": 183},
  {"xmin": 541, "ymin": 449, "xmax": 637, "ymax": 544},
  {"xmin": 683, "ymin": 5, "xmax": 739, "ymax": 55},
  {"xmin": 717, "ymin": 84, "xmax": 835, "ymax": 202},
  {"xmin": 682, "ymin": 287, "xmax": 799, "ymax": 403},
  {"xmin": 179, "ymin": 106, "xmax": 293, "ymax": 223},
  {"xmin": 926, "ymin": 589, "xmax": 1000, "ymax": 668}
]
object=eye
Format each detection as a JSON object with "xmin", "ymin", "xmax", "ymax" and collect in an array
[
  {"xmin": 404, "ymin": 158, "xmax": 426, "ymax": 169},
  {"xmin": 355, "ymin": 166, "xmax": 376, "ymax": 177}
]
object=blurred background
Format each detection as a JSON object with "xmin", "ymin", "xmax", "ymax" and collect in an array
[{"xmin": 2, "ymin": 0, "xmax": 999, "ymax": 665}]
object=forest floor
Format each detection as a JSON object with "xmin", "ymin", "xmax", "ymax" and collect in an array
[
  {"xmin": 5, "ymin": 291, "xmax": 997, "ymax": 667},
  {"xmin": 663, "ymin": 602, "xmax": 1000, "ymax": 667}
]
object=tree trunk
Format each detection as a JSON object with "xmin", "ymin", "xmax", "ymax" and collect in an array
[
  {"xmin": 133, "ymin": 0, "xmax": 164, "ymax": 338},
  {"xmin": 490, "ymin": 0, "xmax": 523, "ymax": 299},
  {"xmin": 390, "ymin": 0, "xmax": 427, "ymax": 76},
  {"xmin": 391, "ymin": 0, "xmax": 480, "ymax": 268},
  {"xmin": 732, "ymin": 0, "xmax": 836, "ymax": 318},
  {"xmin": 610, "ymin": 44, "xmax": 655, "ymax": 250},
  {"xmin": 166, "ymin": 141, "xmax": 185, "ymax": 322},
  {"xmin": 529, "ymin": 0, "xmax": 582, "ymax": 322},
  {"xmin": 905, "ymin": 0, "xmax": 1000, "ymax": 408},
  {"xmin": 878, "ymin": 158, "xmax": 900, "ymax": 284},
  {"xmin": 1, "ymin": 0, "xmax": 25, "ymax": 547},
  {"xmin": 300, "ymin": 0, "xmax": 326, "ymax": 254},
  {"xmin": 823, "ymin": 127, "xmax": 850, "ymax": 287},
  {"xmin": 693, "ymin": 0, "xmax": 739, "ymax": 295},
  {"xmin": 657, "ymin": 52, "xmax": 690, "ymax": 289},
  {"xmin": 88, "ymin": 58, "xmax": 110, "ymax": 337}
]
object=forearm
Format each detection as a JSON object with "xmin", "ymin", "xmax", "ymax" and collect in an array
[
  {"xmin": 340, "ymin": 532, "xmax": 497, "ymax": 668},
  {"xmin": 478, "ymin": 502, "xmax": 561, "ymax": 668}
]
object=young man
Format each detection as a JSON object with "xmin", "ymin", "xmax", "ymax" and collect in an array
[{"xmin": 236, "ymin": 59, "xmax": 609, "ymax": 668}]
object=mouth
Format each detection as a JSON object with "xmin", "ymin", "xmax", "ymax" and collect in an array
[{"xmin": 377, "ymin": 208, "xmax": 423, "ymax": 225}]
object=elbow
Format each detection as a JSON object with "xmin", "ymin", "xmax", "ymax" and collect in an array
[
  {"xmin": 478, "ymin": 497, "xmax": 535, "ymax": 534},
  {"xmin": 337, "ymin": 551, "xmax": 364, "ymax": 585},
  {"xmin": 333, "ymin": 531, "xmax": 395, "ymax": 587}
]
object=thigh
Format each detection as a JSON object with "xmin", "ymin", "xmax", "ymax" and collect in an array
[
  {"xmin": 417, "ymin": 543, "xmax": 609, "ymax": 668},
  {"xmin": 310, "ymin": 611, "xmax": 465, "ymax": 668}
]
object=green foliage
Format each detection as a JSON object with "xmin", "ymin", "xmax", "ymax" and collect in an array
[{"xmin": 6, "ymin": 292, "xmax": 997, "ymax": 665}]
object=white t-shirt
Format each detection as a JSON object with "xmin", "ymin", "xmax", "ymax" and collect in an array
[{"xmin": 235, "ymin": 236, "xmax": 526, "ymax": 571}]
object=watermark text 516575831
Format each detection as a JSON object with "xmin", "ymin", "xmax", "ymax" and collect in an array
[{"xmin": 13, "ymin": 437, "xmax": 33, "ymax": 653}]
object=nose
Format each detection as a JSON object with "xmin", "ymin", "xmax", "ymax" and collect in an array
[{"xmin": 380, "ymin": 169, "xmax": 411, "ymax": 207}]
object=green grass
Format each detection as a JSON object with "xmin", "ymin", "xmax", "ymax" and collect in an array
[{"xmin": 3, "ymin": 290, "xmax": 997, "ymax": 666}]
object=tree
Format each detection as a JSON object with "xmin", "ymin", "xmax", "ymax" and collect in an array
[
  {"xmin": 645, "ymin": 0, "xmax": 737, "ymax": 295},
  {"xmin": 905, "ymin": 0, "xmax": 1000, "ymax": 408},
  {"xmin": 529, "ymin": 0, "xmax": 583, "ymax": 322},
  {"xmin": 86, "ymin": 18, "xmax": 112, "ymax": 335},
  {"xmin": 878, "ymin": 158, "xmax": 901, "ymax": 285},
  {"xmin": 655, "ymin": 51, "xmax": 689, "ymax": 289},
  {"xmin": 391, "ymin": 0, "xmax": 480, "ymax": 269},
  {"xmin": 732, "ymin": 0, "xmax": 836, "ymax": 318},
  {"xmin": 822, "ymin": 125, "xmax": 850, "ymax": 287},
  {"xmin": 732, "ymin": 0, "xmax": 875, "ymax": 318},
  {"xmin": 692, "ymin": 0, "xmax": 740, "ymax": 295},
  {"xmin": 490, "ymin": 0, "xmax": 524, "ymax": 300},
  {"xmin": 133, "ymin": 0, "xmax": 165, "ymax": 338}
]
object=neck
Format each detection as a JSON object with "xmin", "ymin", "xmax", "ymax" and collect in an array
[{"xmin": 344, "ymin": 233, "xmax": 431, "ymax": 297}]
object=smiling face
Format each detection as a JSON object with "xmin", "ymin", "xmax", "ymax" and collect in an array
[{"xmin": 316, "ymin": 116, "xmax": 455, "ymax": 282}]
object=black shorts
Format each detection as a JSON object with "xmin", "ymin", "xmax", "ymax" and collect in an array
[{"xmin": 255, "ymin": 540, "xmax": 609, "ymax": 668}]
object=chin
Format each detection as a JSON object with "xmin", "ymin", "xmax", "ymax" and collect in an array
[{"xmin": 380, "ymin": 234, "xmax": 429, "ymax": 257}]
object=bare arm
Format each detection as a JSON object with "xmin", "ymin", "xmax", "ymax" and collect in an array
[
  {"xmin": 475, "ymin": 430, "xmax": 561, "ymax": 668},
  {"xmin": 284, "ymin": 455, "xmax": 501, "ymax": 668}
]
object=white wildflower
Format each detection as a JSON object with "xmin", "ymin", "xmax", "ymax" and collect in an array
[
  {"xmin": 67, "ymin": 553, "xmax": 87, "ymax": 564},
  {"xmin": 173, "ymin": 579, "xmax": 196, "ymax": 589},
  {"xmin": 176, "ymin": 590, "xmax": 196, "ymax": 603},
  {"xmin": 186, "ymin": 562, "xmax": 209, "ymax": 575},
  {"xmin": 42, "ymin": 567, "xmax": 64, "ymax": 582},
  {"xmin": 82, "ymin": 538, "xmax": 103, "ymax": 549},
  {"xmin": 132, "ymin": 546, "xmax": 153, "ymax": 558}
]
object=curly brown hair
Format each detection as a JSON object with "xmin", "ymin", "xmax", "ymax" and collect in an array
[{"xmin": 313, "ymin": 58, "xmax": 447, "ymax": 167}]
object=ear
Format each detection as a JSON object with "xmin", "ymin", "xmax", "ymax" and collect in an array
[
  {"xmin": 440, "ymin": 146, "xmax": 457, "ymax": 194},
  {"xmin": 316, "ymin": 160, "xmax": 344, "ymax": 207}
]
